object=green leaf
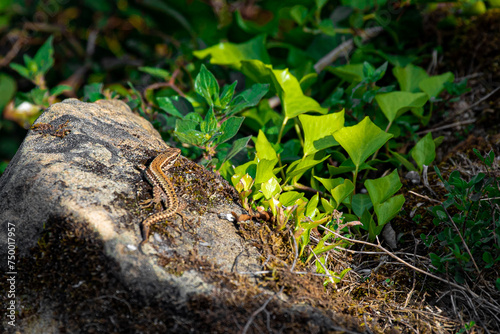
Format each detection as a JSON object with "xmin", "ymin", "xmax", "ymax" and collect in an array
[
  {"xmin": 290, "ymin": 5, "xmax": 308, "ymax": 25},
  {"xmin": 200, "ymin": 107, "xmax": 218, "ymax": 134},
  {"xmin": 83, "ymin": 83, "xmax": 104, "ymax": 102},
  {"xmin": 321, "ymin": 198, "xmax": 335, "ymax": 213},
  {"xmin": 333, "ymin": 117, "xmax": 393, "ymax": 169},
  {"xmin": 221, "ymin": 135, "xmax": 251, "ymax": 164},
  {"xmin": 9, "ymin": 63, "xmax": 30, "ymax": 80},
  {"xmin": 330, "ymin": 179, "xmax": 355, "ymax": 209},
  {"xmin": 389, "ymin": 150, "xmax": 417, "ymax": 171},
  {"xmin": 483, "ymin": 251, "xmax": 493, "ymax": 264},
  {"xmin": 255, "ymin": 130, "xmax": 277, "ymax": 160},
  {"xmin": 261, "ymin": 176, "xmax": 281, "ymax": 199},
  {"xmin": 239, "ymin": 60, "xmax": 328, "ymax": 119},
  {"xmin": 375, "ymin": 91, "xmax": 428, "ymax": 123},
  {"xmin": 193, "ymin": 34, "xmax": 270, "ymax": 68},
  {"xmin": 139, "ymin": 66, "xmax": 171, "ymax": 80},
  {"xmin": 306, "ymin": 193, "xmax": 319, "ymax": 217},
  {"xmin": 419, "ymin": 72, "xmax": 455, "ymax": 98},
  {"xmin": 365, "ymin": 169, "xmax": 402, "ymax": 205},
  {"xmin": 352, "ymin": 193, "xmax": 373, "ymax": 218},
  {"xmin": 318, "ymin": 19, "xmax": 336, "ymax": 36},
  {"xmin": 286, "ymin": 154, "xmax": 329, "ymax": 182},
  {"xmin": 0, "ymin": 73, "xmax": 16, "ymax": 112},
  {"xmin": 30, "ymin": 87, "xmax": 48, "ymax": 106},
  {"xmin": 411, "ymin": 132, "xmax": 436, "ymax": 172},
  {"xmin": 279, "ymin": 191, "xmax": 304, "ymax": 206},
  {"xmin": 33, "ymin": 35, "xmax": 54, "ymax": 76},
  {"xmin": 315, "ymin": 176, "xmax": 345, "ymax": 193},
  {"xmin": 216, "ymin": 116, "xmax": 244, "ymax": 144},
  {"xmin": 174, "ymin": 118, "xmax": 206, "ymax": 146},
  {"xmin": 374, "ymin": 194, "xmax": 405, "ymax": 226},
  {"xmin": 393, "ymin": 64, "xmax": 429, "ymax": 92},
  {"xmin": 255, "ymin": 158, "xmax": 279, "ymax": 184},
  {"xmin": 299, "ymin": 110, "xmax": 345, "ymax": 156},
  {"xmin": 50, "ymin": 85, "xmax": 72, "ymax": 97},
  {"xmin": 328, "ymin": 64, "xmax": 364, "ymax": 83},
  {"xmin": 229, "ymin": 83, "xmax": 269, "ymax": 115},
  {"xmin": 195, "ymin": 64, "xmax": 220, "ymax": 107},
  {"xmin": 158, "ymin": 96, "xmax": 194, "ymax": 118},
  {"xmin": 219, "ymin": 81, "xmax": 237, "ymax": 109}
]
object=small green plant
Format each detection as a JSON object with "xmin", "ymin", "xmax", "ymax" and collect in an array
[
  {"xmin": 159, "ymin": 65, "xmax": 269, "ymax": 168},
  {"xmin": 423, "ymin": 151, "xmax": 500, "ymax": 284},
  {"xmin": 9, "ymin": 36, "xmax": 72, "ymax": 125}
]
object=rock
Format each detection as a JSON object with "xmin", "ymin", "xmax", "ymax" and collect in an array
[{"xmin": 0, "ymin": 99, "xmax": 363, "ymax": 333}]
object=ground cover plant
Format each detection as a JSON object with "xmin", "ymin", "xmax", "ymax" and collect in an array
[{"xmin": 1, "ymin": 0, "xmax": 499, "ymax": 332}]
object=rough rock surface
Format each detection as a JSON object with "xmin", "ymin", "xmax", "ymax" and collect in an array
[{"xmin": 0, "ymin": 99, "xmax": 363, "ymax": 333}]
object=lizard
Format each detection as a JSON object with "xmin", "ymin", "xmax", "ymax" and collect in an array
[{"xmin": 138, "ymin": 147, "xmax": 187, "ymax": 251}]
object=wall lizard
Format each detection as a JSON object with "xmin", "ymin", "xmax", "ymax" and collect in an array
[{"xmin": 138, "ymin": 147, "xmax": 186, "ymax": 251}]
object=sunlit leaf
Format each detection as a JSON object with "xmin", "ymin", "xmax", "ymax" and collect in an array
[
  {"xmin": 194, "ymin": 64, "xmax": 220, "ymax": 108},
  {"xmin": 239, "ymin": 60, "xmax": 328, "ymax": 119},
  {"xmin": 255, "ymin": 130, "xmax": 277, "ymax": 160},
  {"xmin": 261, "ymin": 176, "xmax": 281, "ymax": 199},
  {"xmin": 299, "ymin": 110, "xmax": 344, "ymax": 156},
  {"xmin": 333, "ymin": 117, "xmax": 392, "ymax": 168},
  {"xmin": 193, "ymin": 34, "xmax": 270, "ymax": 68},
  {"xmin": 375, "ymin": 91, "xmax": 428, "ymax": 123}
]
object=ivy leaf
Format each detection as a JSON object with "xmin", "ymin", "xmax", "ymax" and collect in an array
[
  {"xmin": 375, "ymin": 91, "xmax": 428, "ymax": 123},
  {"xmin": 193, "ymin": 34, "xmax": 270, "ymax": 68},
  {"xmin": 327, "ymin": 63, "xmax": 364, "ymax": 83},
  {"xmin": 411, "ymin": 132, "xmax": 436, "ymax": 172},
  {"xmin": 333, "ymin": 117, "xmax": 392, "ymax": 169},
  {"xmin": 255, "ymin": 130, "xmax": 277, "ymax": 160},
  {"xmin": 240, "ymin": 60, "xmax": 328, "ymax": 119},
  {"xmin": 255, "ymin": 158, "xmax": 279, "ymax": 184},
  {"xmin": 419, "ymin": 72, "xmax": 455, "ymax": 99},
  {"xmin": 286, "ymin": 154, "xmax": 329, "ymax": 182},
  {"xmin": 279, "ymin": 191, "xmax": 304, "ymax": 206},
  {"xmin": 299, "ymin": 110, "xmax": 344, "ymax": 156},
  {"xmin": 365, "ymin": 169, "xmax": 402, "ymax": 205},
  {"xmin": 261, "ymin": 176, "xmax": 281, "ymax": 199},
  {"xmin": 393, "ymin": 64, "xmax": 429, "ymax": 92}
]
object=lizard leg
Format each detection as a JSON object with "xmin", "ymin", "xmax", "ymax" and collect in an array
[{"xmin": 139, "ymin": 185, "xmax": 164, "ymax": 209}]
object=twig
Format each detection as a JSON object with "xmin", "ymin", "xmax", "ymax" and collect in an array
[
  {"xmin": 408, "ymin": 190, "xmax": 441, "ymax": 203},
  {"xmin": 419, "ymin": 86, "xmax": 500, "ymax": 135},
  {"xmin": 308, "ymin": 245, "xmax": 339, "ymax": 284},
  {"xmin": 417, "ymin": 119, "xmax": 476, "ymax": 135},
  {"xmin": 241, "ymin": 287, "xmax": 283, "ymax": 334},
  {"xmin": 314, "ymin": 26, "xmax": 384, "ymax": 73},
  {"xmin": 318, "ymin": 224, "xmax": 500, "ymax": 312}
]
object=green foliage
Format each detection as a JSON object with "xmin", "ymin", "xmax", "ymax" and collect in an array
[
  {"xmin": 1, "ymin": 0, "xmax": 478, "ymax": 289},
  {"xmin": 422, "ymin": 155, "xmax": 500, "ymax": 285},
  {"xmin": 165, "ymin": 65, "xmax": 268, "ymax": 168}
]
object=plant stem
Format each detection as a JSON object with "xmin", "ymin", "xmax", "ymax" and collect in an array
[{"xmin": 277, "ymin": 116, "xmax": 289, "ymax": 145}]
